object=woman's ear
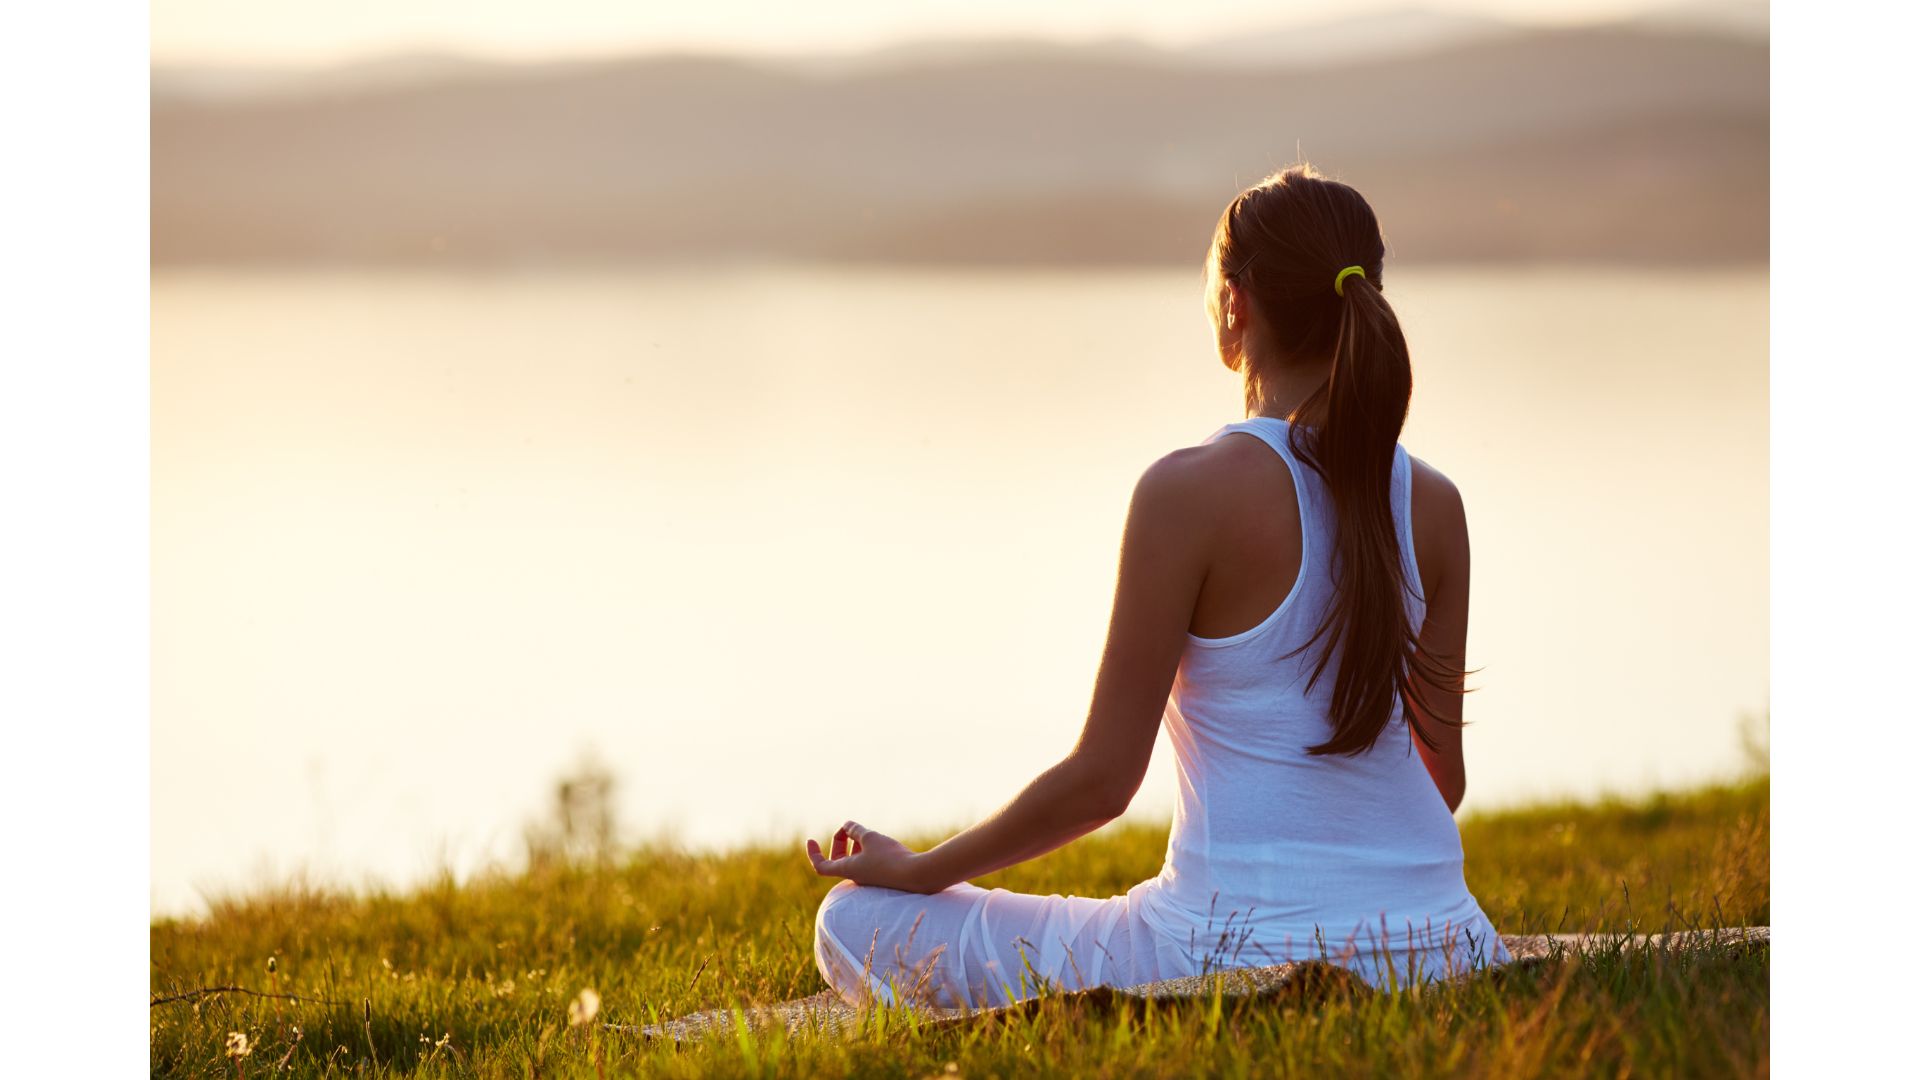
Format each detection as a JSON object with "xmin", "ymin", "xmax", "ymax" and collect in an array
[{"xmin": 1215, "ymin": 280, "xmax": 1247, "ymax": 374}]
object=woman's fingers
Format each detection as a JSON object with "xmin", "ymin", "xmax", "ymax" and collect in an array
[
  {"xmin": 808, "ymin": 838, "xmax": 858, "ymax": 876},
  {"xmin": 808, "ymin": 828, "xmax": 863, "ymax": 878},
  {"xmin": 843, "ymin": 820, "xmax": 869, "ymax": 855},
  {"xmin": 831, "ymin": 820, "xmax": 868, "ymax": 860},
  {"xmin": 806, "ymin": 821, "xmax": 884, "ymax": 879},
  {"xmin": 806, "ymin": 838, "xmax": 839, "ymax": 876}
]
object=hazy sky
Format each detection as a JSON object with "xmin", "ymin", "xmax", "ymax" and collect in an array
[{"xmin": 152, "ymin": 0, "xmax": 1685, "ymax": 67}]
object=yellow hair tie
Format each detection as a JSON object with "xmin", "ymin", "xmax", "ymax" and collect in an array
[{"xmin": 1334, "ymin": 266, "xmax": 1367, "ymax": 296}]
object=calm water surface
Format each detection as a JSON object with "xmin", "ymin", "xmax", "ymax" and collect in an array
[{"xmin": 152, "ymin": 264, "xmax": 1768, "ymax": 916}]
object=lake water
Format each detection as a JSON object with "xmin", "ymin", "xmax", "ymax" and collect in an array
[{"xmin": 151, "ymin": 264, "xmax": 1768, "ymax": 917}]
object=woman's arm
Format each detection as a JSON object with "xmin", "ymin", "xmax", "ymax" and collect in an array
[
  {"xmin": 806, "ymin": 449, "xmax": 1222, "ymax": 893},
  {"xmin": 1406, "ymin": 457, "xmax": 1470, "ymax": 812}
]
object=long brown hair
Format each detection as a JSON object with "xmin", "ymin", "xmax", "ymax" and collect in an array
[{"xmin": 1208, "ymin": 166, "xmax": 1460, "ymax": 756}]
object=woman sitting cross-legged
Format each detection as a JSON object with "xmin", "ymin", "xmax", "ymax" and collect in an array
[{"xmin": 806, "ymin": 166, "xmax": 1510, "ymax": 1008}]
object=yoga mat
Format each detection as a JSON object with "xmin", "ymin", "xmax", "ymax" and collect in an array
[{"xmin": 620, "ymin": 927, "xmax": 1769, "ymax": 1042}]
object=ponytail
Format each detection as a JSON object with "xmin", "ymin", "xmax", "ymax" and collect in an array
[{"xmin": 1211, "ymin": 167, "xmax": 1462, "ymax": 756}]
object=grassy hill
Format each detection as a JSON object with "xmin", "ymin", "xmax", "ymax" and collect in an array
[{"xmin": 149, "ymin": 777, "xmax": 1768, "ymax": 1077}]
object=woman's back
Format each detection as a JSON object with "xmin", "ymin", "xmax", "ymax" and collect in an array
[{"xmin": 1129, "ymin": 417, "xmax": 1502, "ymax": 980}]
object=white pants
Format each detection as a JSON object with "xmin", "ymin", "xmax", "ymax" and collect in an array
[
  {"xmin": 813, "ymin": 879, "xmax": 1509, "ymax": 1008},
  {"xmin": 813, "ymin": 880, "xmax": 1149, "ymax": 1009}
]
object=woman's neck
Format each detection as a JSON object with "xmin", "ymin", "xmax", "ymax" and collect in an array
[{"xmin": 1246, "ymin": 357, "xmax": 1334, "ymax": 421}]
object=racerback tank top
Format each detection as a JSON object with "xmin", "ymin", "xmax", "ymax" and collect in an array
[{"xmin": 1127, "ymin": 417, "xmax": 1508, "ymax": 981}]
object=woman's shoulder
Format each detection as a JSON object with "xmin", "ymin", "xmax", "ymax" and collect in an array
[
  {"xmin": 1408, "ymin": 454, "xmax": 1464, "ymax": 519},
  {"xmin": 1127, "ymin": 433, "xmax": 1299, "ymax": 548},
  {"xmin": 1139, "ymin": 432, "xmax": 1293, "ymax": 501},
  {"xmin": 1407, "ymin": 453, "xmax": 1469, "ymax": 572}
]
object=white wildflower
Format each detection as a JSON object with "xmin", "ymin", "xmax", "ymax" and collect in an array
[
  {"xmin": 224, "ymin": 1032, "xmax": 252, "ymax": 1059},
  {"xmin": 568, "ymin": 988, "xmax": 601, "ymax": 1027}
]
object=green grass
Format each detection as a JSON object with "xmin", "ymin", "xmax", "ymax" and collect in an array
[{"xmin": 151, "ymin": 776, "xmax": 1768, "ymax": 1078}]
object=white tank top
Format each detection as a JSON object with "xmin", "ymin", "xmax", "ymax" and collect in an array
[{"xmin": 1130, "ymin": 417, "xmax": 1507, "ymax": 978}]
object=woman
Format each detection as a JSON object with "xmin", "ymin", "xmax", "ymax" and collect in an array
[{"xmin": 805, "ymin": 166, "xmax": 1509, "ymax": 1008}]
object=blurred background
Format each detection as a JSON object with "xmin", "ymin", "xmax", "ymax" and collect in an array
[{"xmin": 151, "ymin": 0, "xmax": 1768, "ymax": 916}]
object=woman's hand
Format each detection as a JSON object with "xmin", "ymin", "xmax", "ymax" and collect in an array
[{"xmin": 805, "ymin": 821, "xmax": 939, "ymax": 894}]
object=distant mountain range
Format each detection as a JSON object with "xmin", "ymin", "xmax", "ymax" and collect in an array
[{"xmin": 152, "ymin": 9, "xmax": 1769, "ymax": 267}]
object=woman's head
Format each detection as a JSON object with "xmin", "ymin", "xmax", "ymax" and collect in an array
[
  {"xmin": 1205, "ymin": 166, "xmax": 1393, "ymax": 413},
  {"xmin": 1205, "ymin": 167, "xmax": 1455, "ymax": 758}
]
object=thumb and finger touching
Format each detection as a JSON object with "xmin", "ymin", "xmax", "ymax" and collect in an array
[{"xmin": 806, "ymin": 821, "xmax": 893, "ymax": 879}]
